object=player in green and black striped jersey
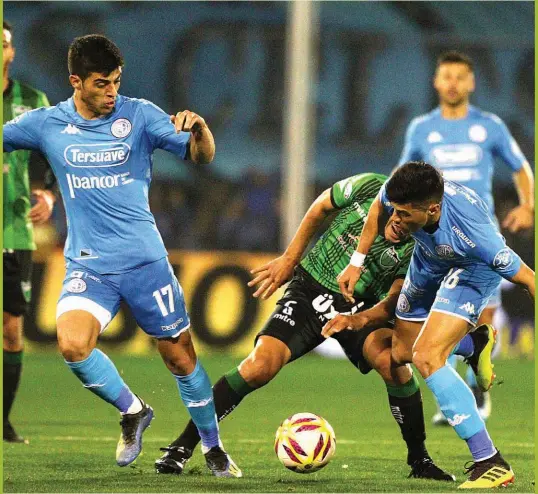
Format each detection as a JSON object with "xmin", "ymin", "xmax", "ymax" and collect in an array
[
  {"xmin": 3, "ymin": 20, "xmax": 56, "ymax": 444},
  {"xmin": 155, "ymin": 173, "xmax": 455, "ymax": 482}
]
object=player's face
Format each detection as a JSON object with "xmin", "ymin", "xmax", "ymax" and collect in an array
[
  {"xmin": 71, "ymin": 67, "xmax": 122, "ymax": 118},
  {"xmin": 3, "ymin": 29, "xmax": 15, "ymax": 73},
  {"xmin": 434, "ymin": 62, "xmax": 474, "ymax": 107},
  {"xmin": 385, "ymin": 202, "xmax": 432, "ymax": 242}
]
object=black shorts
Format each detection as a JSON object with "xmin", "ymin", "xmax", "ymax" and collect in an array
[
  {"xmin": 256, "ymin": 267, "xmax": 385, "ymax": 374},
  {"xmin": 3, "ymin": 250, "xmax": 33, "ymax": 316}
]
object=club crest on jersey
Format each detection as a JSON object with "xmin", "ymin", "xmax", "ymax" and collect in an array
[
  {"xmin": 468, "ymin": 125, "xmax": 487, "ymax": 143},
  {"xmin": 435, "ymin": 244, "xmax": 455, "ymax": 259},
  {"xmin": 64, "ymin": 143, "xmax": 131, "ymax": 168},
  {"xmin": 111, "ymin": 118, "xmax": 132, "ymax": 138},
  {"xmin": 66, "ymin": 278, "xmax": 87, "ymax": 294},
  {"xmin": 380, "ymin": 247, "xmax": 400, "ymax": 267},
  {"xmin": 493, "ymin": 248, "xmax": 513, "ymax": 270},
  {"xmin": 427, "ymin": 131, "xmax": 442, "ymax": 143}
]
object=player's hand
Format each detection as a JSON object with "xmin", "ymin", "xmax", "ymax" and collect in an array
[
  {"xmin": 248, "ymin": 254, "xmax": 296, "ymax": 300},
  {"xmin": 337, "ymin": 264, "xmax": 363, "ymax": 304},
  {"xmin": 502, "ymin": 205, "xmax": 534, "ymax": 233},
  {"xmin": 29, "ymin": 189, "xmax": 55, "ymax": 224},
  {"xmin": 321, "ymin": 313, "xmax": 368, "ymax": 338},
  {"xmin": 171, "ymin": 110, "xmax": 206, "ymax": 135}
]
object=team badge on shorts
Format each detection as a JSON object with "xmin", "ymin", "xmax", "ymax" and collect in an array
[
  {"xmin": 397, "ymin": 294, "xmax": 410, "ymax": 313},
  {"xmin": 66, "ymin": 278, "xmax": 87, "ymax": 293},
  {"xmin": 111, "ymin": 118, "xmax": 132, "ymax": 138}
]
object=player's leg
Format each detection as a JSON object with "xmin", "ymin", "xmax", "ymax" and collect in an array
[
  {"xmin": 56, "ymin": 267, "xmax": 149, "ymax": 466},
  {"xmin": 123, "ymin": 257, "xmax": 242, "ymax": 477},
  {"xmin": 3, "ymin": 250, "xmax": 33, "ymax": 444},
  {"xmin": 337, "ymin": 324, "xmax": 454, "ymax": 481},
  {"xmin": 413, "ymin": 309, "xmax": 513, "ymax": 488},
  {"xmin": 155, "ymin": 272, "xmax": 326, "ymax": 474},
  {"xmin": 465, "ymin": 306, "xmax": 496, "ymax": 421}
]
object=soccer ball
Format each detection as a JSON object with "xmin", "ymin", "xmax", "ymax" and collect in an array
[{"xmin": 274, "ymin": 412, "xmax": 336, "ymax": 473}]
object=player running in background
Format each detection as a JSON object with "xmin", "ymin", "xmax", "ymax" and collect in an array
[
  {"xmin": 337, "ymin": 162, "xmax": 534, "ymax": 488},
  {"xmin": 3, "ymin": 34, "xmax": 241, "ymax": 477},
  {"xmin": 155, "ymin": 172, "xmax": 485, "ymax": 482},
  {"xmin": 398, "ymin": 51, "xmax": 534, "ymax": 423},
  {"xmin": 3, "ymin": 20, "xmax": 56, "ymax": 444}
]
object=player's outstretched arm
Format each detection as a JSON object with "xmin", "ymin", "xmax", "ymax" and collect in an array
[
  {"xmin": 509, "ymin": 262, "xmax": 535, "ymax": 301},
  {"xmin": 248, "ymin": 188, "xmax": 335, "ymax": 300},
  {"xmin": 503, "ymin": 161, "xmax": 534, "ymax": 233},
  {"xmin": 171, "ymin": 110, "xmax": 215, "ymax": 164},
  {"xmin": 321, "ymin": 278, "xmax": 403, "ymax": 338},
  {"xmin": 337, "ymin": 195, "xmax": 382, "ymax": 303}
]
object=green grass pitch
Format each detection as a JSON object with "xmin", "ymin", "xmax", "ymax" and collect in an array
[{"xmin": 3, "ymin": 353, "xmax": 534, "ymax": 492}]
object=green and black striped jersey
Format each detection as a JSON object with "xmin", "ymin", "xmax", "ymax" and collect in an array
[
  {"xmin": 300, "ymin": 173, "xmax": 414, "ymax": 302},
  {"xmin": 3, "ymin": 79, "xmax": 50, "ymax": 250}
]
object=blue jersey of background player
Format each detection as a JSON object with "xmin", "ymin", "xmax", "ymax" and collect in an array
[
  {"xmin": 3, "ymin": 34, "xmax": 241, "ymax": 477},
  {"xmin": 335, "ymin": 162, "xmax": 535, "ymax": 488},
  {"xmin": 397, "ymin": 50, "xmax": 535, "ymax": 423}
]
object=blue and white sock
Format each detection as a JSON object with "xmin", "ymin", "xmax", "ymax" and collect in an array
[
  {"xmin": 425, "ymin": 364, "xmax": 496, "ymax": 461},
  {"xmin": 466, "ymin": 365, "xmax": 478, "ymax": 388},
  {"xmin": 174, "ymin": 360, "xmax": 219, "ymax": 450},
  {"xmin": 451, "ymin": 334, "xmax": 474, "ymax": 358},
  {"xmin": 66, "ymin": 349, "xmax": 140, "ymax": 414}
]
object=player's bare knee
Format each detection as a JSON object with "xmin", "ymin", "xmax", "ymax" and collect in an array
[
  {"xmin": 2, "ymin": 314, "xmax": 24, "ymax": 351},
  {"xmin": 364, "ymin": 330, "xmax": 393, "ymax": 382},
  {"xmin": 239, "ymin": 338, "xmax": 288, "ymax": 387},
  {"xmin": 391, "ymin": 340, "xmax": 412, "ymax": 366},
  {"xmin": 157, "ymin": 331, "xmax": 197, "ymax": 375},
  {"xmin": 411, "ymin": 349, "xmax": 443, "ymax": 379},
  {"xmin": 57, "ymin": 335, "xmax": 93, "ymax": 362}
]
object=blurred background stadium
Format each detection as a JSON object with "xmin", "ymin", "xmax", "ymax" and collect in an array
[
  {"xmin": 5, "ymin": 0, "xmax": 534, "ymax": 358},
  {"xmin": 3, "ymin": 2, "xmax": 534, "ymax": 492}
]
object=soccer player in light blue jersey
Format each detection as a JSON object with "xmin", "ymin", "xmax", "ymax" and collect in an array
[
  {"xmin": 334, "ymin": 162, "xmax": 534, "ymax": 488},
  {"xmin": 398, "ymin": 51, "xmax": 534, "ymax": 422},
  {"xmin": 3, "ymin": 34, "xmax": 241, "ymax": 477}
]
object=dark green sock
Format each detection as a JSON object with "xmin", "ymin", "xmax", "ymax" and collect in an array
[
  {"xmin": 3, "ymin": 350, "xmax": 23, "ymax": 423},
  {"xmin": 171, "ymin": 368, "xmax": 255, "ymax": 450},
  {"xmin": 386, "ymin": 375, "xmax": 429, "ymax": 465}
]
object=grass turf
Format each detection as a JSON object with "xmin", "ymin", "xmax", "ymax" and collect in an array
[{"xmin": 3, "ymin": 353, "xmax": 534, "ymax": 492}]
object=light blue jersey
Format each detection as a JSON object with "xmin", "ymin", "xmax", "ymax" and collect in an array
[
  {"xmin": 379, "ymin": 180, "xmax": 522, "ymax": 324},
  {"xmin": 399, "ymin": 106, "xmax": 527, "ymax": 213},
  {"xmin": 3, "ymin": 94, "xmax": 190, "ymax": 274}
]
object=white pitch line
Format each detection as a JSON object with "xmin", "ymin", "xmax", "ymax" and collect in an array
[{"xmin": 35, "ymin": 436, "xmax": 535, "ymax": 449}]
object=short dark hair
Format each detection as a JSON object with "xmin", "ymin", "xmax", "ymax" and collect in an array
[
  {"xmin": 3, "ymin": 20, "xmax": 13, "ymax": 35},
  {"xmin": 386, "ymin": 161, "xmax": 444, "ymax": 206},
  {"xmin": 436, "ymin": 50, "xmax": 474, "ymax": 72},
  {"xmin": 68, "ymin": 34, "xmax": 124, "ymax": 80}
]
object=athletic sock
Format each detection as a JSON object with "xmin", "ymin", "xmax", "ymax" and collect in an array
[
  {"xmin": 425, "ymin": 364, "xmax": 495, "ymax": 461},
  {"xmin": 172, "ymin": 367, "xmax": 255, "ymax": 450},
  {"xmin": 66, "ymin": 348, "xmax": 138, "ymax": 413},
  {"xmin": 386, "ymin": 374, "xmax": 428, "ymax": 464},
  {"xmin": 174, "ymin": 360, "xmax": 222, "ymax": 450},
  {"xmin": 451, "ymin": 334, "xmax": 474, "ymax": 358},
  {"xmin": 3, "ymin": 350, "xmax": 23, "ymax": 423}
]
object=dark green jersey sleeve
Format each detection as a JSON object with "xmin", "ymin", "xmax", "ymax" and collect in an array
[{"xmin": 330, "ymin": 173, "xmax": 388, "ymax": 209}]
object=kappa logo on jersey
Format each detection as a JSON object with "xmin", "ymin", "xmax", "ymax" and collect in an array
[
  {"xmin": 111, "ymin": 118, "xmax": 132, "ymax": 138},
  {"xmin": 64, "ymin": 143, "xmax": 131, "ymax": 168},
  {"xmin": 459, "ymin": 302, "xmax": 475, "ymax": 315},
  {"xmin": 493, "ymin": 248, "xmax": 513, "ymax": 270},
  {"xmin": 430, "ymin": 144, "xmax": 483, "ymax": 167},
  {"xmin": 435, "ymin": 244, "xmax": 455, "ymax": 259},
  {"xmin": 61, "ymin": 124, "xmax": 82, "ymax": 135},
  {"xmin": 65, "ymin": 172, "xmax": 134, "ymax": 198}
]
